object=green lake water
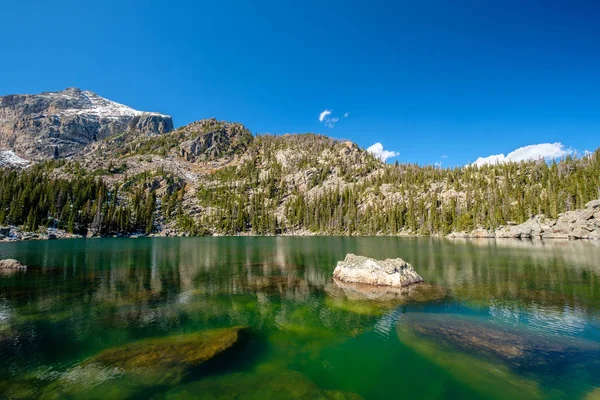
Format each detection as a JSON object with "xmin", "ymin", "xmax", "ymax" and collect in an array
[{"xmin": 1, "ymin": 237, "xmax": 600, "ymax": 399}]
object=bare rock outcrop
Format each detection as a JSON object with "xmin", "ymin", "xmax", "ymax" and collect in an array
[
  {"xmin": 0, "ymin": 88, "xmax": 173, "ymax": 161},
  {"xmin": 449, "ymin": 199, "xmax": 600, "ymax": 240},
  {"xmin": 495, "ymin": 199, "xmax": 600, "ymax": 240},
  {"xmin": 178, "ymin": 118, "xmax": 253, "ymax": 162},
  {"xmin": 332, "ymin": 254, "xmax": 423, "ymax": 288}
]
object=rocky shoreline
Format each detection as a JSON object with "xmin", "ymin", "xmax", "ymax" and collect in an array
[
  {"xmin": 448, "ymin": 199, "xmax": 600, "ymax": 240},
  {"xmin": 1, "ymin": 199, "xmax": 599, "ymax": 242},
  {"xmin": 0, "ymin": 226, "xmax": 82, "ymax": 242}
]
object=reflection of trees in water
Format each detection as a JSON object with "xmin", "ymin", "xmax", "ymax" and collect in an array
[
  {"xmin": 5, "ymin": 237, "xmax": 600, "ymax": 311},
  {"xmin": 2, "ymin": 237, "xmax": 600, "ymax": 375}
]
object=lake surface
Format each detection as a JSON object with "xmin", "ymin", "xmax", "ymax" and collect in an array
[{"xmin": 1, "ymin": 237, "xmax": 600, "ymax": 399}]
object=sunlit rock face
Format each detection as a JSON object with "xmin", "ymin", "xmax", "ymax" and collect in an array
[
  {"xmin": 0, "ymin": 87, "xmax": 173, "ymax": 160},
  {"xmin": 333, "ymin": 254, "xmax": 423, "ymax": 288}
]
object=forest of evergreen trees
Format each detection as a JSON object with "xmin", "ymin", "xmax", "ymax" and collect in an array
[
  {"xmin": 195, "ymin": 142, "xmax": 600, "ymax": 236},
  {"xmin": 0, "ymin": 141, "xmax": 598, "ymax": 237},
  {"xmin": 0, "ymin": 163, "xmax": 160, "ymax": 235}
]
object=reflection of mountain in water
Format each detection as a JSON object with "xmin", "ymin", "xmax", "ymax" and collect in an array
[{"xmin": 1, "ymin": 237, "xmax": 600, "ymax": 399}]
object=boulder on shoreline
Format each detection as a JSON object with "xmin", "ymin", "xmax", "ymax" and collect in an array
[
  {"xmin": 0, "ymin": 259, "xmax": 26, "ymax": 271},
  {"xmin": 447, "ymin": 198, "xmax": 600, "ymax": 240},
  {"xmin": 332, "ymin": 254, "xmax": 423, "ymax": 288}
]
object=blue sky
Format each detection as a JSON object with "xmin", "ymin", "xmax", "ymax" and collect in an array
[{"xmin": 1, "ymin": 0, "xmax": 599, "ymax": 166}]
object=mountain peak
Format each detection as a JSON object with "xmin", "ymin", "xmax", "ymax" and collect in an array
[{"xmin": 0, "ymin": 88, "xmax": 174, "ymax": 160}]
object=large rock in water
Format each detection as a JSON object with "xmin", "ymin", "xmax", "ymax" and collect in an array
[
  {"xmin": 0, "ymin": 87, "xmax": 173, "ymax": 161},
  {"xmin": 0, "ymin": 259, "xmax": 26, "ymax": 271},
  {"xmin": 332, "ymin": 254, "xmax": 423, "ymax": 288}
]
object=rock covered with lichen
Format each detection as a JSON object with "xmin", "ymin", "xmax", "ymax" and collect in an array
[
  {"xmin": 0, "ymin": 259, "xmax": 26, "ymax": 271},
  {"xmin": 332, "ymin": 254, "xmax": 423, "ymax": 288}
]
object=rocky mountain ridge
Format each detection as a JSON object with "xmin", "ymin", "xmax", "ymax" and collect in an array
[
  {"xmin": 0, "ymin": 87, "xmax": 173, "ymax": 161},
  {"xmin": 45, "ymin": 117, "xmax": 599, "ymax": 239},
  {"xmin": 0, "ymin": 88, "xmax": 598, "ymax": 239}
]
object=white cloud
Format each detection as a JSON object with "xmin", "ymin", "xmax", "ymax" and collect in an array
[
  {"xmin": 319, "ymin": 109, "xmax": 332, "ymax": 122},
  {"xmin": 472, "ymin": 142, "xmax": 572, "ymax": 167},
  {"xmin": 434, "ymin": 161, "xmax": 442, "ymax": 168},
  {"xmin": 319, "ymin": 109, "xmax": 342, "ymax": 128},
  {"xmin": 325, "ymin": 117, "xmax": 339, "ymax": 128},
  {"xmin": 441, "ymin": 155, "xmax": 448, "ymax": 159},
  {"xmin": 343, "ymin": 112, "xmax": 349, "ymax": 118},
  {"xmin": 367, "ymin": 142, "xmax": 399, "ymax": 162},
  {"xmin": 472, "ymin": 153, "xmax": 507, "ymax": 166}
]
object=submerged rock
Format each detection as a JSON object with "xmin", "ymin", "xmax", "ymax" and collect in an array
[
  {"xmin": 397, "ymin": 318, "xmax": 542, "ymax": 400},
  {"xmin": 398, "ymin": 313, "xmax": 600, "ymax": 371},
  {"xmin": 328, "ymin": 280, "xmax": 447, "ymax": 303},
  {"xmin": 586, "ymin": 388, "xmax": 600, "ymax": 400},
  {"xmin": 325, "ymin": 280, "xmax": 449, "ymax": 316},
  {"xmin": 160, "ymin": 369, "xmax": 363, "ymax": 400},
  {"xmin": 0, "ymin": 377, "xmax": 38, "ymax": 400},
  {"xmin": 85, "ymin": 326, "xmax": 249, "ymax": 385},
  {"xmin": 332, "ymin": 254, "xmax": 423, "ymax": 288}
]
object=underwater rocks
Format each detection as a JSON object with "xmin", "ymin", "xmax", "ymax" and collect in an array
[
  {"xmin": 0, "ymin": 259, "xmax": 26, "ymax": 272},
  {"xmin": 586, "ymin": 387, "xmax": 600, "ymax": 400},
  {"xmin": 160, "ymin": 369, "xmax": 363, "ymax": 400},
  {"xmin": 333, "ymin": 254, "xmax": 423, "ymax": 288},
  {"xmin": 85, "ymin": 326, "xmax": 249, "ymax": 385},
  {"xmin": 325, "ymin": 281, "xmax": 448, "ymax": 317},
  {"xmin": 397, "ymin": 318, "xmax": 543, "ymax": 400},
  {"xmin": 327, "ymin": 280, "xmax": 447, "ymax": 306},
  {"xmin": 398, "ymin": 313, "xmax": 600, "ymax": 371}
]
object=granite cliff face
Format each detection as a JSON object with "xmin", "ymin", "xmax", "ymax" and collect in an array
[
  {"xmin": 178, "ymin": 119, "xmax": 254, "ymax": 162},
  {"xmin": 0, "ymin": 88, "xmax": 173, "ymax": 161}
]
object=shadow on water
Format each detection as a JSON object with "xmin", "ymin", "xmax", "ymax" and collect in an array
[{"xmin": 184, "ymin": 328, "xmax": 269, "ymax": 382}]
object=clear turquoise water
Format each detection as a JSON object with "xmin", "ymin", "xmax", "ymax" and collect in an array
[{"xmin": 1, "ymin": 237, "xmax": 600, "ymax": 399}]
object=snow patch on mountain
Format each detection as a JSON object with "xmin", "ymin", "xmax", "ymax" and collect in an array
[
  {"xmin": 40, "ymin": 88, "xmax": 169, "ymax": 119},
  {"xmin": 0, "ymin": 150, "xmax": 31, "ymax": 168}
]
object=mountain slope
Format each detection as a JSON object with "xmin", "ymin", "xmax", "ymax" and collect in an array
[
  {"xmin": 0, "ymin": 112, "xmax": 598, "ymax": 239},
  {"xmin": 0, "ymin": 87, "xmax": 173, "ymax": 161},
  {"xmin": 47, "ymin": 117, "xmax": 600, "ymax": 237}
]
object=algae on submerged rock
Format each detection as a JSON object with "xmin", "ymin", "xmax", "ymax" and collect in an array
[
  {"xmin": 399, "ymin": 313, "xmax": 600, "ymax": 372},
  {"xmin": 38, "ymin": 326, "xmax": 251, "ymax": 399},
  {"xmin": 159, "ymin": 369, "xmax": 363, "ymax": 400},
  {"xmin": 396, "ymin": 317, "xmax": 542, "ymax": 400},
  {"xmin": 85, "ymin": 326, "xmax": 249, "ymax": 385}
]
